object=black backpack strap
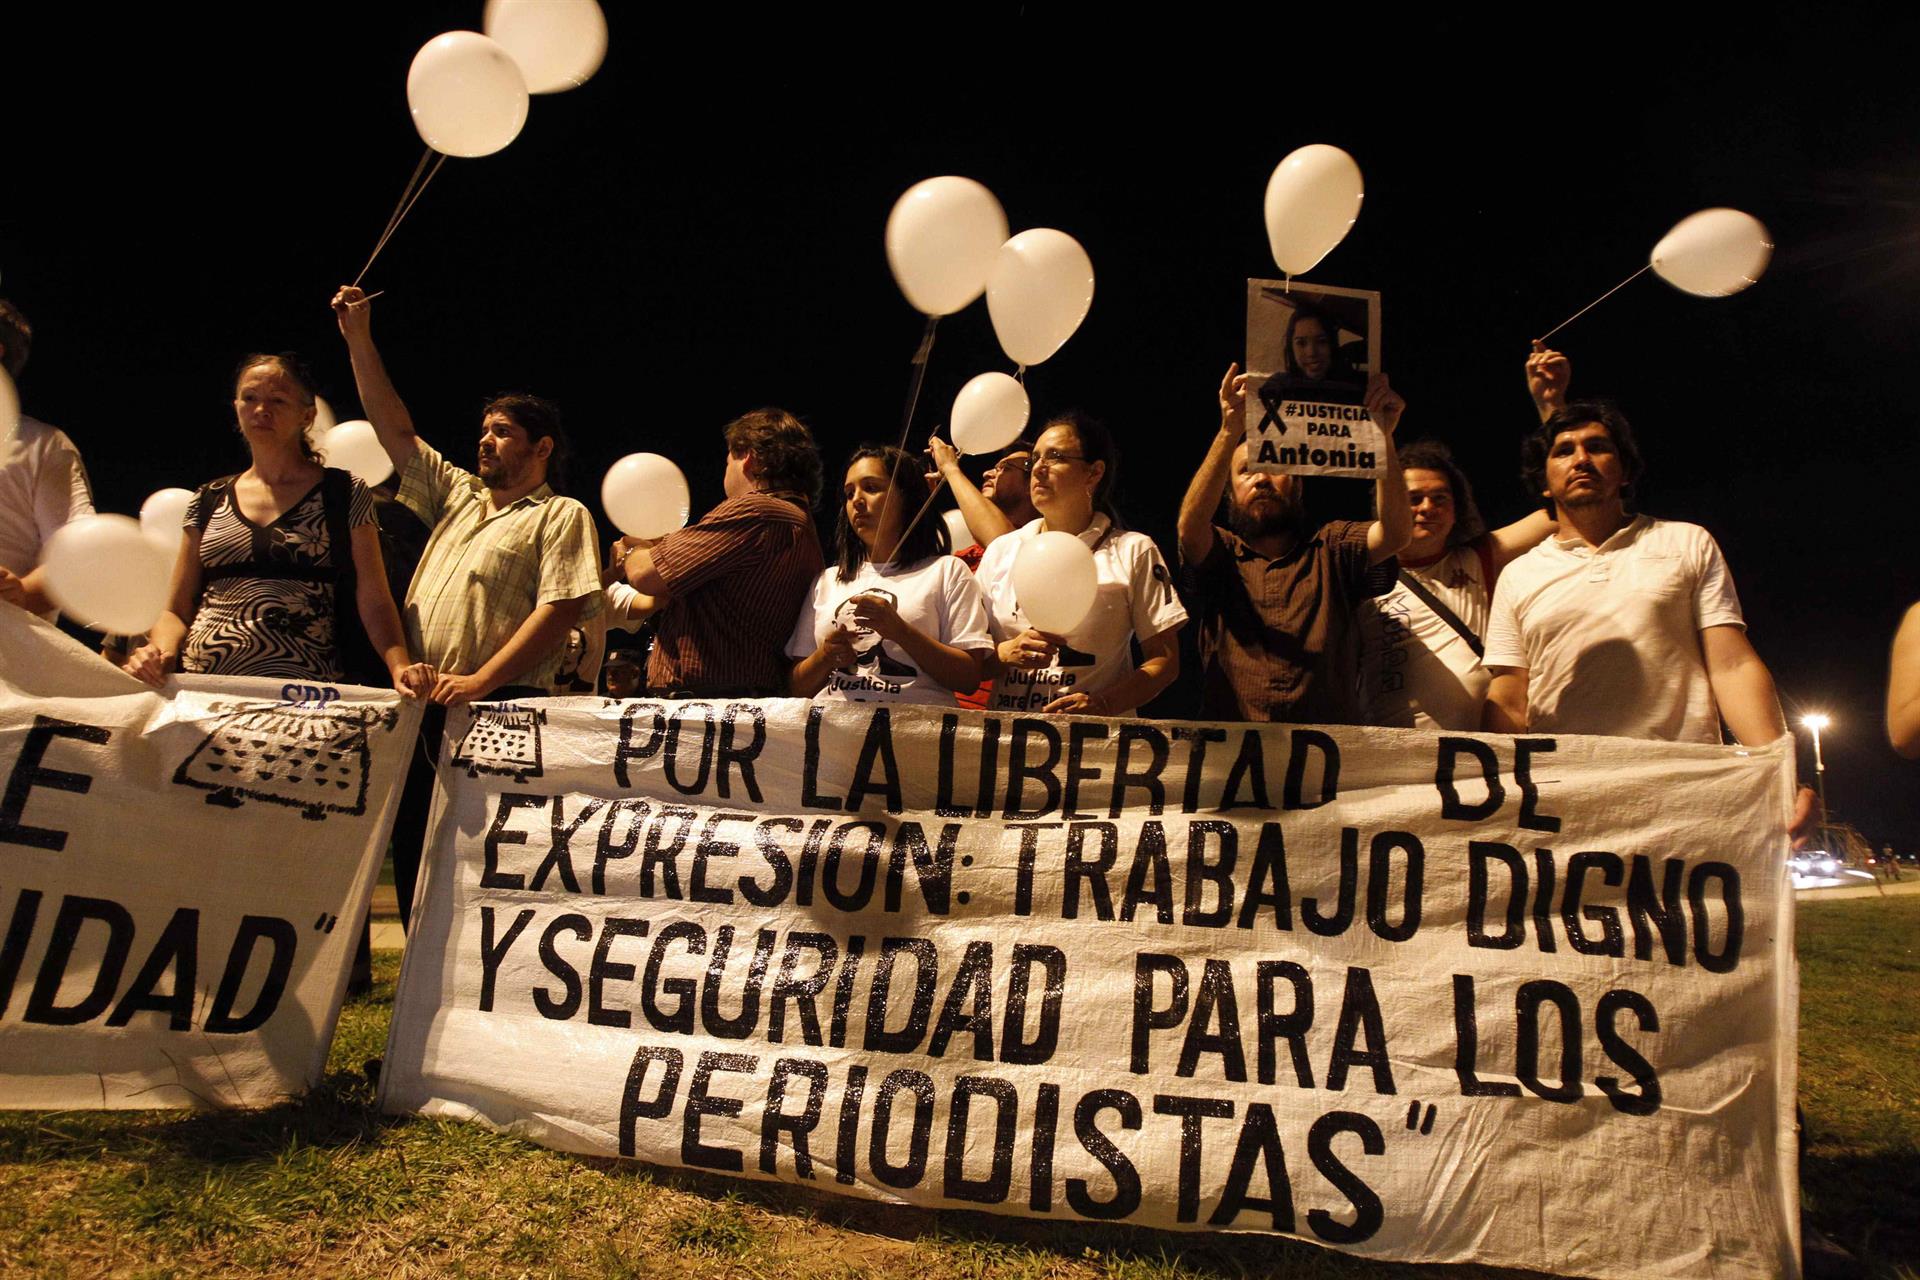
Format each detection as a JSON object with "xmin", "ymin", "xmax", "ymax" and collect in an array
[
  {"xmin": 191, "ymin": 475, "xmax": 241, "ymax": 535},
  {"xmin": 1396, "ymin": 569, "xmax": 1485, "ymax": 659}
]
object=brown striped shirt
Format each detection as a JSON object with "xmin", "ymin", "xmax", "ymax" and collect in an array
[{"xmin": 646, "ymin": 491, "xmax": 822, "ymax": 696}]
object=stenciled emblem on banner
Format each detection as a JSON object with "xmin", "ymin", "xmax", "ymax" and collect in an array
[
  {"xmin": 172, "ymin": 699, "xmax": 401, "ymax": 821},
  {"xmin": 1245, "ymin": 279, "xmax": 1383, "ymax": 479},
  {"xmin": 450, "ymin": 704, "xmax": 546, "ymax": 783}
]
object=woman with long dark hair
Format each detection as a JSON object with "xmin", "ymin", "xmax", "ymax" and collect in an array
[
  {"xmin": 786, "ymin": 445, "xmax": 992, "ymax": 703},
  {"xmin": 122, "ymin": 353, "xmax": 432, "ymax": 695},
  {"xmin": 976, "ymin": 412, "xmax": 1187, "ymax": 716}
]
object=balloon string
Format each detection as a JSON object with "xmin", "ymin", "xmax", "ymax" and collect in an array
[
  {"xmin": 874, "ymin": 315, "xmax": 941, "ymax": 562},
  {"xmin": 352, "ymin": 147, "xmax": 434, "ymax": 287},
  {"xmin": 353, "ymin": 149, "xmax": 448, "ymax": 288},
  {"xmin": 890, "ymin": 473, "xmax": 948, "ymax": 557},
  {"xmin": 1536, "ymin": 264, "xmax": 1652, "ymax": 344},
  {"xmin": 376, "ymin": 148, "xmax": 435, "ymax": 255}
]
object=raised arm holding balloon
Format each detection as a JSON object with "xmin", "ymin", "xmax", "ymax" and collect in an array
[
  {"xmin": 927, "ymin": 435, "xmax": 1021, "ymax": 549},
  {"xmin": 786, "ymin": 446, "xmax": 992, "ymax": 703},
  {"xmin": 332, "ymin": 287, "xmax": 604, "ymax": 929},
  {"xmin": 121, "ymin": 353, "xmax": 429, "ymax": 697},
  {"xmin": 1526, "ymin": 341, "xmax": 1571, "ymax": 424},
  {"xmin": 975, "ymin": 413, "xmax": 1186, "ymax": 717}
]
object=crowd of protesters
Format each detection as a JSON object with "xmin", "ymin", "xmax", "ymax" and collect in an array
[{"xmin": 6, "ymin": 289, "xmax": 1862, "ymax": 871}]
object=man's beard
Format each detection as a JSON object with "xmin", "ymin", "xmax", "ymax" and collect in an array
[{"xmin": 1229, "ymin": 492, "xmax": 1303, "ymax": 540}]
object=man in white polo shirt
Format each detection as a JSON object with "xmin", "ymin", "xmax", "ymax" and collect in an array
[{"xmin": 1482, "ymin": 402, "xmax": 1787, "ymax": 746}]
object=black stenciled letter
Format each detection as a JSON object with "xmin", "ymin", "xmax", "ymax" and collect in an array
[{"xmin": 1, "ymin": 716, "xmax": 110, "ymax": 852}]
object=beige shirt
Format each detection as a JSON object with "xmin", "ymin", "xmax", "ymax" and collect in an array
[
  {"xmin": 1484, "ymin": 516, "xmax": 1745, "ymax": 744},
  {"xmin": 397, "ymin": 440, "xmax": 601, "ymax": 689}
]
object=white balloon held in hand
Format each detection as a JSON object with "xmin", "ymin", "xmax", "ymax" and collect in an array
[
  {"xmin": 950, "ymin": 373, "xmax": 1029, "ymax": 455},
  {"xmin": 483, "ymin": 0, "xmax": 608, "ymax": 93},
  {"xmin": 319, "ymin": 421, "xmax": 395, "ymax": 488},
  {"xmin": 407, "ymin": 31, "xmax": 530, "ymax": 158},
  {"xmin": 1263, "ymin": 144, "xmax": 1364, "ymax": 277},
  {"xmin": 602, "ymin": 453, "xmax": 691, "ymax": 540},
  {"xmin": 1011, "ymin": 530, "xmax": 1097, "ymax": 635},
  {"xmin": 986, "ymin": 229, "xmax": 1095, "ymax": 367},
  {"xmin": 885, "ymin": 177, "xmax": 1009, "ymax": 316},
  {"xmin": 1650, "ymin": 208, "xmax": 1773, "ymax": 298},
  {"xmin": 42, "ymin": 515, "xmax": 175, "ymax": 635}
]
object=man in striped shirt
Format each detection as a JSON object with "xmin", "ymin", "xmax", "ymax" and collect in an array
[{"xmin": 615, "ymin": 408, "xmax": 823, "ymax": 697}]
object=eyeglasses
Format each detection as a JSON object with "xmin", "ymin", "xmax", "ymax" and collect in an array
[
  {"xmin": 987, "ymin": 456, "xmax": 1033, "ymax": 476},
  {"xmin": 1030, "ymin": 450, "xmax": 1088, "ymax": 470}
]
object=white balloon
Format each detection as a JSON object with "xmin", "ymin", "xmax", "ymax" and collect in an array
[
  {"xmin": 406, "ymin": 31, "xmax": 530, "ymax": 158},
  {"xmin": 483, "ymin": 0, "xmax": 608, "ymax": 93},
  {"xmin": 602, "ymin": 453, "xmax": 691, "ymax": 539},
  {"xmin": 950, "ymin": 373, "xmax": 1029, "ymax": 455},
  {"xmin": 139, "ymin": 488, "xmax": 195, "ymax": 552},
  {"xmin": 1011, "ymin": 530, "xmax": 1097, "ymax": 635},
  {"xmin": 885, "ymin": 177, "xmax": 1009, "ymax": 316},
  {"xmin": 307, "ymin": 394, "xmax": 336, "ymax": 456},
  {"xmin": 986, "ymin": 229, "xmax": 1095, "ymax": 367},
  {"xmin": 319, "ymin": 421, "xmax": 395, "ymax": 488},
  {"xmin": 1263, "ymin": 144, "xmax": 1365, "ymax": 276},
  {"xmin": 1650, "ymin": 208, "xmax": 1773, "ymax": 298},
  {"xmin": 0, "ymin": 365, "xmax": 17, "ymax": 442},
  {"xmin": 42, "ymin": 515, "xmax": 176, "ymax": 635}
]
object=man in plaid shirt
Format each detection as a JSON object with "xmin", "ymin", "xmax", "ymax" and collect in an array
[{"xmin": 333, "ymin": 286, "xmax": 601, "ymax": 925}]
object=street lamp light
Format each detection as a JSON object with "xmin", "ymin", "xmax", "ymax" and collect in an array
[{"xmin": 1800, "ymin": 713, "xmax": 1831, "ymax": 828}]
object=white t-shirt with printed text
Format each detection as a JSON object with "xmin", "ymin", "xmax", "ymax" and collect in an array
[
  {"xmin": 786, "ymin": 555, "xmax": 993, "ymax": 704},
  {"xmin": 976, "ymin": 516, "xmax": 1189, "ymax": 716},
  {"xmin": 1358, "ymin": 542, "xmax": 1492, "ymax": 731},
  {"xmin": 1483, "ymin": 516, "xmax": 1745, "ymax": 744}
]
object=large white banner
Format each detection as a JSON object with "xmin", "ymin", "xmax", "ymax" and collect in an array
[
  {"xmin": 0, "ymin": 610, "xmax": 418, "ymax": 1108},
  {"xmin": 384, "ymin": 697, "xmax": 1798, "ymax": 1280}
]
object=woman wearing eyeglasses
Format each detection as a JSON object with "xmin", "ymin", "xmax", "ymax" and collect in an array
[{"xmin": 975, "ymin": 412, "xmax": 1187, "ymax": 717}]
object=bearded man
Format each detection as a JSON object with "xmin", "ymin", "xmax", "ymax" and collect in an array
[{"xmin": 1176, "ymin": 363, "xmax": 1410, "ymax": 723}]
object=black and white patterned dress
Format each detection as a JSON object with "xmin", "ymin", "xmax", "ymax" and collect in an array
[{"xmin": 180, "ymin": 476, "xmax": 375, "ymax": 680}]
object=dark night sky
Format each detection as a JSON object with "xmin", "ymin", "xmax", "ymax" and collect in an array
[{"xmin": 8, "ymin": 7, "xmax": 1918, "ymax": 840}]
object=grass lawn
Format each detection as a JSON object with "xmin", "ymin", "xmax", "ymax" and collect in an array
[{"xmin": 0, "ymin": 897, "xmax": 1913, "ymax": 1279}]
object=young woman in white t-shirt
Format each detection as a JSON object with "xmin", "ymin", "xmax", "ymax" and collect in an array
[
  {"xmin": 977, "ymin": 413, "xmax": 1187, "ymax": 717},
  {"xmin": 787, "ymin": 446, "xmax": 993, "ymax": 704}
]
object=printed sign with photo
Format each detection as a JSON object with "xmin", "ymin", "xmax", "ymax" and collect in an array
[{"xmin": 1244, "ymin": 280, "xmax": 1383, "ymax": 478}]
